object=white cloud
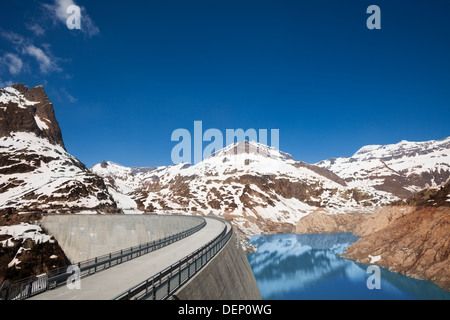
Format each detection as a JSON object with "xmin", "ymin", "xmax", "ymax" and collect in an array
[
  {"xmin": 49, "ymin": 0, "xmax": 77, "ymax": 21},
  {"xmin": 61, "ymin": 87, "xmax": 78, "ymax": 103},
  {"xmin": 26, "ymin": 23, "xmax": 46, "ymax": 36},
  {"xmin": 0, "ymin": 1, "xmax": 99, "ymax": 79},
  {"xmin": 23, "ymin": 45, "xmax": 61, "ymax": 74},
  {"xmin": 2, "ymin": 53, "xmax": 24, "ymax": 75},
  {"xmin": 44, "ymin": 0, "xmax": 100, "ymax": 37},
  {"xmin": 0, "ymin": 30, "xmax": 25, "ymax": 46},
  {"xmin": 0, "ymin": 30, "xmax": 63, "ymax": 76}
]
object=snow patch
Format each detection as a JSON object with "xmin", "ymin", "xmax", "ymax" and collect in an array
[
  {"xmin": 34, "ymin": 116, "xmax": 49, "ymax": 131},
  {"xmin": 0, "ymin": 223, "xmax": 54, "ymax": 248},
  {"xmin": 0, "ymin": 86, "xmax": 39, "ymax": 108}
]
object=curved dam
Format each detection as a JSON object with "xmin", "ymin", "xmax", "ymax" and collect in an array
[
  {"xmin": 41, "ymin": 214, "xmax": 204, "ymax": 263},
  {"xmin": 33, "ymin": 214, "xmax": 261, "ymax": 300}
]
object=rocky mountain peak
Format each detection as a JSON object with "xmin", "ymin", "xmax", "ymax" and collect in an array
[
  {"xmin": 0, "ymin": 83, "xmax": 65, "ymax": 150},
  {"xmin": 100, "ymin": 160, "xmax": 109, "ymax": 168},
  {"xmin": 0, "ymin": 84, "xmax": 119, "ymax": 216},
  {"xmin": 10, "ymin": 83, "xmax": 29, "ymax": 94},
  {"xmin": 207, "ymin": 140, "xmax": 294, "ymax": 162}
]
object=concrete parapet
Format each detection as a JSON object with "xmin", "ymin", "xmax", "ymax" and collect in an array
[{"xmin": 173, "ymin": 232, "xmax": 262, "ymax": 300}]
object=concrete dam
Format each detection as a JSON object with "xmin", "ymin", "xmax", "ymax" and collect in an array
[
  {"xmin": 23, "ymin": 214, "xmax": 261, "ymax": 300},
  {"xmin": 40, "ymin": 214, "xmax": 205, "ymax": 263}
]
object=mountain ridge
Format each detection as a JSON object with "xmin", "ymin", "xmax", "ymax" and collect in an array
[
  {"xmin": 316, "ymin": 137, "xmax": 450, "ymax": 199},
  {"xmin": 1, "ymin": 83, "xmax": 449, "ymax": 238},
  {"xmin": 92, "ymin": 137, "xmax": 449, "ymax": 237}
]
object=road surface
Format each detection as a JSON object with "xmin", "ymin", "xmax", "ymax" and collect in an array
[{"xmin": 30, "ymin": 217, "xmax": 226, "ymax": 300}]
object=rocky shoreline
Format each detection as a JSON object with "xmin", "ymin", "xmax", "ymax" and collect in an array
[{"xmin": 295, "ymin": 205, "xmax": 450, "ymax": 291}]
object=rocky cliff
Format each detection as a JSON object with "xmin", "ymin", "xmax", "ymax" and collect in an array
[
  {"xmin": 294, "ymin": 208, "xmax": 365, "ymax": 234},
  {"xmin": 0, "ymin": 84, "xmax": 65, "ymax": 148},
  {"xmin": 0, "ymin": 84, "xmax": 118, "ymax": 215},
  {"xmin": 342, "ymin": 206, "xmax": 450, "ymax": 291},
  {"xmin": 295, "ymin": 184, "xmax": 450, "ymax": 291}
]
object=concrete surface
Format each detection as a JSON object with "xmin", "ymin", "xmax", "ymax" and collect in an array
[
  {"xmin": 41, "ymin": 214, "xmax": 204, "ymax": 263},
  {"xmin": 173, "ymin": 232, "xmax": 262, "ymax": 300},
  {"xmin": 31, "ymin": 217, "xmax": 225, "ymax": 300}
]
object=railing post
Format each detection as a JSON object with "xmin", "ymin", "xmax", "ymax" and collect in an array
[
  {"xmin": 167, "ymin": 272, "xmax": 171, "ymax": 297},
  {"xmin": 27, "ymin": 281, "xmax": 32, "ymax": 299},
  {"xmin": 152, "ymin": 278, "xmax": 155, "ymax": 300},
  {"xmin": 188, "ymin": 260, "xmax": 190, "ymax": 279},
  {"xmin": 45, "ymin": 275, "xmax": 49, "ymax": 291}
]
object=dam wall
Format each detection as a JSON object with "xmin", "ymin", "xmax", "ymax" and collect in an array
[
  {"xmin": 41, "ymin": 214, "xmax": 204, "ymax": 263},
  {"xmin": 39, "ymin": 214, "xmax": 261, "ymax": 300},
  {"xmin": 173, "ymin": 232, "xmax": 262, "ymax": 300}
]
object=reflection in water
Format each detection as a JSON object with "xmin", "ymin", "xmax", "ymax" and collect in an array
[{"xmin": 247, "ymin": 234, "xmax": 450, "ymax": 300}]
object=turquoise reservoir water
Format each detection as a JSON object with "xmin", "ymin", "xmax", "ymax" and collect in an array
[{"xmin": 247, "ymin": 233, "xmax": 450, "ymax": 300}]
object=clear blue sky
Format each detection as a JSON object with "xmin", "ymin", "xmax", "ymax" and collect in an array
[{"xmin": 1, "ymin": 0, "xmax": 449, "ymax": 167}]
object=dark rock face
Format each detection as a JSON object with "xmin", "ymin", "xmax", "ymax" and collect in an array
[
  {"xmin": 0, "ymin": 84, "xmax": 120, "ymax": 214},
  {"xmin": 0, "ymin": 237, "xmax": 70, "ymax": 286},
  {"xmin": 0, "ymin": 84, "xmax": 65, "ymax": 149},
  {"xmin": 100, "ymin": 160, "xmax": 109, "ymax": 168}
]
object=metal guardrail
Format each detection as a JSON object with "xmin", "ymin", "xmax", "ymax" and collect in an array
[
  {"xmin": 112, "ymin": 217, "xmax": 233, "ymax": 300},
  {"xmin": 2, "ymin": 216, "xmax": 206, "ymax": 301}
]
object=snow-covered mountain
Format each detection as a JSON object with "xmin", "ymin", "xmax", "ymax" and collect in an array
[
  {"xmin": 316, "ymin": 138, "xmax": 450, "ymax": 199},
  {"xmin": 2, "ymin": 83, "xmax": 449, "ymax": 239},
  {"xmin": 2, "ymin": 83, "xmax": 448, "ymax": 287},
  {"xmin": 92, "ymin": 141, "xmax": 399, "ymax": 237},
  {"xmin": 90, "ymin": 161, "xmax": 155, "ymax": 213},
  {"xmin": 0, "ymin": 84, "xmax": 118, "ymax": 215}
]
